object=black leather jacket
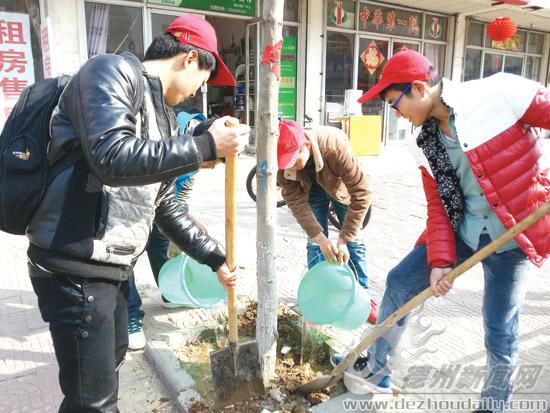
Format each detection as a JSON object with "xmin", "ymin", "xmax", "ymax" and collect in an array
[{"xmin": 27, "ymin": 53, "xmax": 225, "ymax": 280}]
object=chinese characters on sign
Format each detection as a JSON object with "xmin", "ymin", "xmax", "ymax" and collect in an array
[
  {"xmin": 358, "ymin": 4, "xmax": 422, "ymax": 38},
  {"xmin": 278, "ymin": 36, "xmax": 297, "ymax": 120},
  {"xmin": 0, "ymin": 12, "xmax": 35, "ymax": 127},
  {"xmin": 41, "ymin": 20, "xmax": 51, "ymax": 79}
]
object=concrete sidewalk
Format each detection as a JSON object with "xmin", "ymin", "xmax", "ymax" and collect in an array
[{"xmin": 1, "ymin": 141, "xmax": 549, "ymax": 412}]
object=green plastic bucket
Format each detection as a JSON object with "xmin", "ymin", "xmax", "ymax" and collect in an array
[
  {"xmin": 297, "ymin": 260, "xmax": 371, "ymax": 330},
  {"xmin": 158, "ymin": 254, "xmax": 227, "ymax": 309}
]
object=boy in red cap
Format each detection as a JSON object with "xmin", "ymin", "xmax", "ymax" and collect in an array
[
  {"xmin": 26, "ymin": 14, "xmax": 248, "ymax": 412},
  {"xmin": 277, "ymin": 120, "xmax": 378, "ymax": 324},
  {"xmin": 331, "ymin": 50, "xmax": 549, "ymax": 412}
]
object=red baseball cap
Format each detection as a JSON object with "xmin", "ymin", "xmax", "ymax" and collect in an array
[
  {"xmin": 358, "ymin": 50, "xmax": 437, "ymax": 103},
  {"xmin": 165, "ymin": 14, "xmax": 236, "ymax": 87},
  {"xmin": 278, "ymin": 120, "xmax": 307, "ymax": 170}
]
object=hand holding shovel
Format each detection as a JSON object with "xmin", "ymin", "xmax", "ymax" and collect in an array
[{"xmin": 210, "ymin": 118, "xmax": 265, "ymax": 407}]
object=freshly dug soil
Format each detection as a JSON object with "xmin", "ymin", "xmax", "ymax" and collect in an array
[{"xmin": 176, "ymin": 301, "xmax": 345, "ymax": 412}]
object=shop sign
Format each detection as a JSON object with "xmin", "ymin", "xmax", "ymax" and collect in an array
[
  {"xmin": 0, "ymin": 12, "xmax": 35, "ymax": 128},
  {"xmin": 278, "ymin": 36, "xmax": 297, "ymax": 120},
  {"xmin": 41, "ymin": 20, "xmax": 51, "ymax": 79},
  {"xmin": 429, "ymin": 17, "xmax": 442, "ymax": 40},
  {"xmin": 327, "ymin": 0, "xmax": 355, "ymax": 29},
  {"xmin": 360, "ymin": 40, "xmax": 384, "ymax": 75},
  {"xmin": 358, "ymin": 2, "xmax": 421, "ymax": 38},
  {"xmin": 148, "ymin": 0, "xmax": 256, "ymax": 17},
  {"xmin": 330, "ymin": 1, "xmax": 348, "ymax": 26},
  {"xmin": 425, "ymin": 14, "xmax": 447, "ymax": 41}
]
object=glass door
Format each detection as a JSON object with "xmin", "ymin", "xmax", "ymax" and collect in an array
[
  {"xmin": 357, "ymin": 37, "xmax": 389, "ymax": 117},
  {"xmin": 385, "ymin": 40, "xmax": 420, "ymax": 144}
]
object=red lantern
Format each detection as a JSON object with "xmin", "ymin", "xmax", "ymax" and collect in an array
[{"xmin": 486, "ymin": 17, "xmax": 517, "ymax": 42}]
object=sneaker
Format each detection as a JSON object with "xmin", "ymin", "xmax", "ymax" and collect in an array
[
  {"xmin": 331, "ymin": 353, "xmax": 392, "ymax": 394},
  {"xmin": 330, "ymin": 354, "xmax": 369, "ymax": 372},
  {"xmin": 367, "ymin": 298, "xmax": 378, "ymax": 325},
  {"xmin": 128, "ymin": 317, "xmax": 146, "ymax": 351}
]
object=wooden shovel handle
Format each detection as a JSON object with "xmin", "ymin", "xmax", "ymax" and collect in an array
[
  {"xmin": 330, "ymin": 199, "xmax": 550, "ymax": 379},
  {"xmin": 225, "ymin": 117, "xmax": 239, "ymax": 344}
]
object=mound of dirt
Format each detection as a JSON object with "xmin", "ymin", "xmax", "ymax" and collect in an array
[{"xmin": 176, "ymin": 301, "xmax": 345, "ymax": 412}]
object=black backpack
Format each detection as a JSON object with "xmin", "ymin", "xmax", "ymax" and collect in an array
[{"xmin": 0, "ymin": 54, "xmax": 144, "ymax": 235}]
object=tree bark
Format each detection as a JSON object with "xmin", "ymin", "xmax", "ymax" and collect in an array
[{"xmin": 256, "ymin": 0, "xmax": 284, "ymax": 383}]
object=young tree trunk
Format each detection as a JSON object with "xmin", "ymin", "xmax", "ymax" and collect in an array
[{"xmin": 256, "ymin": 0, "xmax": 284, "ymax": 383}]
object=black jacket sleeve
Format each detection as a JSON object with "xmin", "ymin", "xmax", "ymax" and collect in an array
[
  {"xmin": 63, "ymin": 54, "xmax": 216, "ymax": 187},
  {"xmin": 153, "ymin": 180, "xmax": 226, "ymax": 272}
]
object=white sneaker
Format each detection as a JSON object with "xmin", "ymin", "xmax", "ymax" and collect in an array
[
  {"xmin": 128, "ymin": 330, "xmax": 146, "ymax": 350},
  {"xmin": 128, "ymin": 317, "xmax": 146, "ymax": 350}
]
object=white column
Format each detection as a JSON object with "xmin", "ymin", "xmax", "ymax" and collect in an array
[
  {"xmin": 46, "ymin": 0, "xmax": 84, "ymax": 76},
  {"xmin": 304, "ymin": 0, "xmax": 324, "ymax": 125},
  {"xmin": 451, "ymin": 14, "xmax": 467, "ymax": 82}
]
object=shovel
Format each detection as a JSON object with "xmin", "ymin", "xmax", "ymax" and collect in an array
[
  {"xmin": 210, "ymin": 119, "xmax": 265, "ymax": 408},
  {"xmin": 299, "ymin": 199, "xmax": 550, "ymax": 394}
]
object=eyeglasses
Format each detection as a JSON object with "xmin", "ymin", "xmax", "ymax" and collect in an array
[{"xmin": 390, "ymin": 83, "xmax": 412, "ymax": 111}]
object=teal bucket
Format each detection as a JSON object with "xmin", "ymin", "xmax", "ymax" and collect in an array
[
  {"xmin": 158, "ymin": 254, "xmax": 227, "ymax": 309},
  {"xmin": 297, "ymin": 260, "xmax": 371, "ymax": 330}
]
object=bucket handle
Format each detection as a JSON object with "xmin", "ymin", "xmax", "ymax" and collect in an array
[{"xmin": 305, "ymin": 251, "xmax": 361, "ymax": 285}]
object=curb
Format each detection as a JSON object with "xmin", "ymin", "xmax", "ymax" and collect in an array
[{"xmin": 144, "ymin": 340, "xmax": 202, "ymax": 413}]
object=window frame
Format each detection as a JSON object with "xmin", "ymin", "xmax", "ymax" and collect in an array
[{"xmin": 462, "ymin": 18, "xmax": 546, "ymax": 82}]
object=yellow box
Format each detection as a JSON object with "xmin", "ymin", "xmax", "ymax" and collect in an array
[{"xmin": 338, "ymin": 115, "xmax": 382, "ymax": 156}]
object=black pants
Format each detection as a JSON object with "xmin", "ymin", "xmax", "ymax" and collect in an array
[{"xmin": 29, "ymin": 262, "xmax": 129, "ymax": 413}]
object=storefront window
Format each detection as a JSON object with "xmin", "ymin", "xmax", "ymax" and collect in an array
[
  {"xmin": 326, "ymin": 0, "xmax": 355, "ymax": 30},
  {"xmin": 357, "ymin": 37, "xmax": 388, "ymax": 115},
  {"xmin": 85, "ymin": 2, "xmax": 144, "ymax": 59},
  {"xmin": 464, "ymin": 48, "xmax": 482, "ymax": 82},
  {"xmin": 424, "ymin": 43, "xmax": 445, "ymax": 74},
  {"xmin": 323, "ymin": 0, "xmax": 450, "ymax": 144},
  {"xmin": 527, "ymin": 32, "xmax": 544, "ymax": 54},
  {"xmin": 259, "ymin": 0, "xmax": 299, "ymax": 21},
  {"xmin": 503, "ymin": 55, "xmax": 523, "ymax": 76},
  {"xmin": 464, "ymin": 20, "xmax": 544, "ymax": 83},
  {"xmin": 325, "ymin": 32, "xmax": 354, "ymax": 104},
  {"xmin": 1, "ymin": 0, "xmax": 43, "ymax": 127},
  {"xmin": 358, "ymin": 2, "xmax": 421, "ymax": 39},
  {"xmin": 483, "ymin": 52, "xmax": 503, "ymax": 78},
  {"xmin": 525, "ymin": 55, "xmax": 541, "ymax": 81},
  {"xmin": 283, "ymin": 0, "xmax": 299, "ymax": 22},
  {"xmin": 467, "ymin": 21, "xmax": 484, "ymax": 47}
]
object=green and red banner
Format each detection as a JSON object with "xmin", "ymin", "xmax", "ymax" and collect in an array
[
  {"xmin": 149, "ymin": 0, "xmax": 256, "ymax": 17},
  {"xmin": 278, "ymin": 36, "xmax": 297, "ymax": 120}
]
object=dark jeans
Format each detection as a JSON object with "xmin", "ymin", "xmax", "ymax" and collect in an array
[
  {"xmin": 29, "ymin": 262, "xmax": 128, "ymax": 413},
  {"xmin": 306, "ymin": 180, "xmax": 369, "ymax": 289},
  {"xmin": 127, "ymin": 224, "xmax": 170, "ymax": 320},
  {"xmin": 368, "ymin": 234, "xmax": 530, "ymax": 409}
]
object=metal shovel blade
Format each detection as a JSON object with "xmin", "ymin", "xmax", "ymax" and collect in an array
[{"xmin": 210, "ymin": 340, "xmax": 265, "ymax": 408}]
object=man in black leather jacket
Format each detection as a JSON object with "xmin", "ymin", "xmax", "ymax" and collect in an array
[{"xmin": 25, "ymin": 15, "xmax": 248, "ymax": 412}]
